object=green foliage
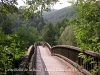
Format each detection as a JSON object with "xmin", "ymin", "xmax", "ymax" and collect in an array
[
  {"xmin": 0, "ymin": 0, "xmax": 58, "ymax": 19},
  {"xmin": 78, "ymin": 52, "xmax": 100, "ymax": 75},
  {"xmin": 43, "ymin": 6, "xmax": 74, "ymax": 23},
  {"xmin": 54, "ymin": 18, "xmax": 69, "ymax": 44},
  {"xmin": 69, "ymin": 0, "xmax": 100, "ymax": 74},
  {"xmin": 0, "ymin": 30, "xmax": 27, "ymax": 74},
  {"xmin": 12, "ymin": 13, "xmax": 46, "ymax": 33},
  {"xmin": 0, "ymin": 14, "xmax": 13, "ymax": 34},
  {"xmin": 78, "ymin": 53, "xmax": 93, "ymax": 64},
  {"xmin": 70, "ymin": 0, "xmax": 100, "ymax": 52},
  {"xmin": 42, "ymin": 18, "xmax": 71, "ymax": 45},
  {"xmin": 26, "ymin": 16, "xmax": 45, "ymax": 33},
  {"xmin": 0, "ymin": 0, "xmax": 59, "ymax": 75},
  {"xmin": 60, "ymin": 26, "xmax": 76, "ymax": 46},
  {"xmin": 91, "ymin": 65, "xmax": 100, "ymax": 75},
  {"xmin": 0, "ymin": 3, "xmax": 18, "ymax": 15},
  {"xmin": 19, "ymin": 0, "xmax": 58, "ymax": 19},
  {"xmin": 0, "ymin": 46, "xmax": 12, "ymax": 75},
  {"xmin": 42, "ymin": 22, "xmax": 55, "ymax": 45},
  {"xmin": 16, "ymin": 25, "xmax": 39, "ymax": 46}
]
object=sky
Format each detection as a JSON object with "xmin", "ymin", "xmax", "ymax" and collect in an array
[
  {"xmin": 17, "ymin": 0, "xmax": 71, "ymax": 10},
  {"xmin": 53, "ymin": 0, "xmax": 71, "ymax": 9}
]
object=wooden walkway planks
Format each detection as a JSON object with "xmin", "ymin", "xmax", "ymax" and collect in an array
[{"xmin": 35, "ymin": 46, "xmax": 83, "ymax": 75}]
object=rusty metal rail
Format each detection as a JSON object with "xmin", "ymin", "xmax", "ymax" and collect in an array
[{"xmin": 43, "ymin": 43, "xmax": 100, "ymax": 75}]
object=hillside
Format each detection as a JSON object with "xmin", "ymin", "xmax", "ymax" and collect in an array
[
  {"xmin": 43, "ymin": 6, "xmax": 75, "ymax": 23},
  {"xmin": 10, "ymin": 7, "xmax": 74, "ymax": 33},
  {"xmin": 43, "ymin": 9, "xmax": 57, "ymax": 16}
]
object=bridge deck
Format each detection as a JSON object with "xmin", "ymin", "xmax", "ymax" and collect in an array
[{"xmin": 35, "ymin": 46, "xmax": 83, "ymax": 75}]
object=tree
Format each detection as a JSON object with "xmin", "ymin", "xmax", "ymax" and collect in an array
[
  {"xmin": 0, "ymin": 14, "xmax": 13, "ymax": 34},
  {"xmin": 54, "ymin": 18, "xmax": 69, "ymax": 44},
  {"xmin": 0, "ymin": 0, "xmax": 58, "ymax": 75},
  {"xmin": 16, "ymin": 25, "xmax": 39, "ymax": 47},
  {"xmin": 42, "ymin": 22, "xmax": 55, "ymax": 45},
  {"xmin": 60, "ymin": 26, "xmax": 76, "ymax": 46},
  {"xmin": 69, "ymin": 1, "xmax": 100, "ymax": 74},
  {"xmin": 70, "ymin": 0, "xmax": 100, "ymax": 52},
  {"xmin": 0, "ymin": 31, "xmax": 27, "ymax": 75}
]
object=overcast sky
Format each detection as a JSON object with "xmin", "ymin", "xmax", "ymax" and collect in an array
[
  {"xmin": 17, "ymin": 0, "xmax": 71, "ymax": 9},
  {"xmin": 53, "ymin": 0, "xmax": 71, "ymax": 9}
]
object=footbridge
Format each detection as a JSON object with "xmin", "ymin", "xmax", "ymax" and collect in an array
[{"xmin": 15, "ymin": 43, "xmax": 100, "ymax": 75}]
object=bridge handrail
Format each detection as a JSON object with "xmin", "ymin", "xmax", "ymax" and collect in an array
[
  {"xmin": 51, "ymin": 45, "xmax": 100, "ymax": 58},
  {"xmin": 51, "ymin": 45, "xmax": 100, "ymax": 75},
  {"xmin": 15, "ymin": 43, "xmax": 36, "ymax": 75},
  {"xmin": 29, "ymin": 42, "xmax": 37, "ymax": 75},
  {"xmin": 43, "ymin": 42, "xmax": 51, "ymax": 50},
  {"xmin": 43, "ymin": 42, "xmax": 52, "ymax": 55},
  {"xmin": 43, "ymin": 43, "xmax": 100, "ymax": 75}
]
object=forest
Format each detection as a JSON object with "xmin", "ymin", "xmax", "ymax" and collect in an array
[{"xmin": 0, "ymin": 0, "xmax": 100, "ymax": 75}]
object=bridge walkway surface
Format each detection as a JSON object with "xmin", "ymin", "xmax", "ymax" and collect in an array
[{"xmin": 35, "ymin": 46, "xmax": 83, "ymax": 75}]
